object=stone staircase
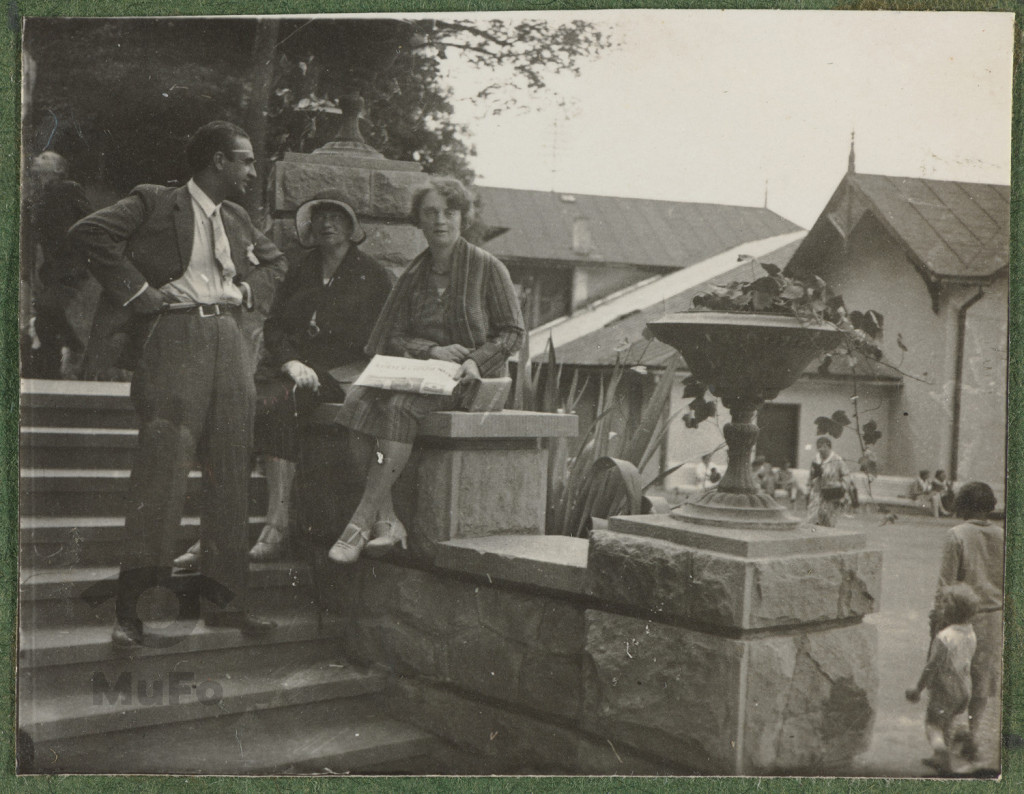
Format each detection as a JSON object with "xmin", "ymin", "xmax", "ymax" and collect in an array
[{"xmin": 17, "ymin": 379, "xmax": 440, "ymax": 774}]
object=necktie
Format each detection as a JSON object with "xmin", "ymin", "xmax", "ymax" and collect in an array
[{"xmin": 211, "ymin": 207, "xmax": 236, "ymax": 280}]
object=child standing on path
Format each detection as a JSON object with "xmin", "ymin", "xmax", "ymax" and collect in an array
[{"xmin": 905, "ymin": 583, "xmax": 980, "ymax": 775}]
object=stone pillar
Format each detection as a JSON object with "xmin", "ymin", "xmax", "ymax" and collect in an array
[
  {"xmin": 585, "ymin": 516, "xmax": 882, "ymax": 774},
  {"xmin": 267, "ymin": 146, "xmax": 428, "ymax": 277},
  {"xmin": 311, "ymin": 406, "xmax": 578, "ymax": 560},
  {"xmin": 410, "ymin": 411, "xmax": 578, "ymax": 556}
]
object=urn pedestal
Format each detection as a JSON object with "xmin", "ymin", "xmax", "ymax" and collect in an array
[{"xmin": 580, "ymin": 311, "xmax": 883, "ymax": 772}]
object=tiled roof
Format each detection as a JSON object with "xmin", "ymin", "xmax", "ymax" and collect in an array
[
  {"xmin": 788, "ymin": 174, "xmax": 1010, "ymax": 280},
  {"xmin": 475, "ymin": 186, "xmax": 802, "ymax": 269}
]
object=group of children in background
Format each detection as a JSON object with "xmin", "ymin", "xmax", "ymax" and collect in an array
[{"xmin": 909, "ymin": 469, "xmax": 955, "ymax": 517}]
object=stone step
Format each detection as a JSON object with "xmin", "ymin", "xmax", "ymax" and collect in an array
[
  {"xmin": 20, "ymin": 427, "xmax": 138, "ymax": 469},
  {"xmin": 21, "ymin": 379, "xmax": 135, "ymax": 429},
  {"xmin": 19, "ymin": 515, "xmax": 268, "ymax": 568},
  {"xmin": 26, "ymin": 694, "xmax": 438, "ymax": 775},
  {"xmin": 20, "ymin": 654, "xmax": 381, "ymax": 744},
  {"xmin": 19, "ymin": 468, "xmax": 267, "ymax": 518},
  {"xmin": 19, "ymin": 610, "xmax": 346, "ymax": 702},
  {"xmin": 19, "ymin": 563, "xmax": 319, "ymax": 628}
]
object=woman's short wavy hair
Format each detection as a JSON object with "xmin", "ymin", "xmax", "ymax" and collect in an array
[
  {"xmin": 953, "ymin": 481, "xmax": 997, "ymax": 518},
  {"xmin": 410, "ymin": 176, "xmax": 475, "ymax": 230}
]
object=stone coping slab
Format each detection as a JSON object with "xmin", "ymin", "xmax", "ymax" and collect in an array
[
  {"xmin": 608, "ymin": 514, "xmax": 866, "ymax": 558},
  {"xmin": 282, "ymin": 151, "xmax": 423, "ymax": 171},
  {"xmin": 434, "ymin": 535, "xmax": 588, "ymax": 595},
  {"xmin": 311, "ymin": 405, "xmax": 577, "ymax": 439}
]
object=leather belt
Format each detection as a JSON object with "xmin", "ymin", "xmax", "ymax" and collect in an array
[{"xmin": 163, "ymin": 303, "xmax": 241, "ymax": 317}]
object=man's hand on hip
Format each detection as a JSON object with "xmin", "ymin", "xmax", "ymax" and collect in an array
[{"xmin": 130, "ymin": 285, "xmax": 167, "ymax": 315}]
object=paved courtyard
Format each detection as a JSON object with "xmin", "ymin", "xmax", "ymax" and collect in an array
[{"xmin": 838, "ymin": 511, "xmax": 1003, "ymax": 777}]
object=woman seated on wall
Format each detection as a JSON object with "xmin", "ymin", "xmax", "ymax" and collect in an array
[
  {"xmin": 173, "ymin": 191, "xmax": 392, "ymax": 569},
  {"xmin": 328, "ymin": 176, "xmax": 525, "ymax": 564}
]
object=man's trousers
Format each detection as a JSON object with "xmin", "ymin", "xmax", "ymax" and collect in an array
[{"xmin": 116, "ymin": 307, "xmax": 255, "ymax": 623}]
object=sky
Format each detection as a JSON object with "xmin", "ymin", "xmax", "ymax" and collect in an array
[{"xmin": 441, "ymin": 10, "xmax": 1014, "ymax": 229}]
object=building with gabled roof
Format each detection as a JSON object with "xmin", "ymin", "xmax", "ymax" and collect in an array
[
  {"xmin": 784, "ymin": 169, "xmax": 1009, "ymax": 486},
  {"xmin": 522, "ymin": 163, "xmax": 1008, "ymax": 491},
  {"xmin": 474, "ymin": 186, "xmax": 802, "ymax": 329}
]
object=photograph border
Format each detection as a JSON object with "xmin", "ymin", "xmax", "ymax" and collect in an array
[{"xmin": 2, "ymin": 0, "xmax": 1020, "ymax": 790}]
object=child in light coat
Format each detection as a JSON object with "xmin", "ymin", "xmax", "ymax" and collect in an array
[{"xmin": 905, "ymin": 583, "xmax": 980, "ymax": 774}]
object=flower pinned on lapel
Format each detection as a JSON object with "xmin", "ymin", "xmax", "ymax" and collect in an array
[{"xmin": 245, "ymin": 243, "xmax": 260, "ymax": 267}]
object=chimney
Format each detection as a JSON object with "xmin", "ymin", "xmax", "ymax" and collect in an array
[{"xmin": 572, "ymin": 216, "xmax": 593, "ymax": 255}]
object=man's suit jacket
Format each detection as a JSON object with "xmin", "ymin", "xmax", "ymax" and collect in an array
[{"xmin": 70, "ymin": 184, "xmax": 288, "ymax": 370}]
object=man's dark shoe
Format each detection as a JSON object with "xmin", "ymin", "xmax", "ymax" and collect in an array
[
  {"xmin": 111, "ymin": 620, "xmax": 144, "ymax": 648},
  {"xmin": 203, "ymin": 611, "xmax": 276, "ymax": 637}
]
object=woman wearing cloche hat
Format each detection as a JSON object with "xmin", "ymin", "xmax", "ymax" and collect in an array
[
  {"xmin": 250, "ymin": 191, "xmax": 392, "ymax": 559},
  {"xmin": 173, "ymin": 191, "xmax": 392, "ymax": 568}
]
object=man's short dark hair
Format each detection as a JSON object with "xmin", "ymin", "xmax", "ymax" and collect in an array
[
  {"xmin": 410, "ymin": 176, "xmax": 475, "ymax": 229},
  {"xmin": 953, "ymin": 481, "xmax": 997, "ymax": 518},
  {"xmin": 186, "ymin": 121, "xmax": 249, "ymax": 175}
]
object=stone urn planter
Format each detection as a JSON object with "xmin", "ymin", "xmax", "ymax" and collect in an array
[{"xmin": 647, "ymin": 311, "xmax": 844, "ymax": 528}]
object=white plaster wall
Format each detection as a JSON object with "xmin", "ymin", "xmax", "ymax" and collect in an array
[
  {"xmin": 777, "ymin": 379, "xmax": 897, "ymax": 471},
  {"xmin": 662, "ymin": 375, "xmax": 898, "ymax": 491},
  {"xmin": 956, "ymin": 276, "xmax": 1008, "ymax": 486},
  {"xmin": 801, "ymin": 215, "xmax": 987, "ymax": 478},
  {"xmin": 572, "ymin": 265, "xmax": 651, "ymax": 312}
]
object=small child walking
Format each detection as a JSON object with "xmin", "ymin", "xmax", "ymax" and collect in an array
[{"xmin": 905, "ymin": 583, "xmax": 980, "ymax": 774}]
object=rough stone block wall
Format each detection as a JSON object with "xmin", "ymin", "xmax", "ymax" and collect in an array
[
  {"xmin": 335, "ymin": 564, "xmax": 585, "ymax": 720},
  {"xmin": 268, "ymin": 156, "xmax": 431, "ymax": 278},
  {"xmin": 743, "ymin": 624, "xmax": 877, "ymax": 772},
  {"xmin": 586, "ymin": 528, "xmax": 882, "ymax": 630},
  {"xmin": 330, "ymin": 550, "xmax": 878, "ymax": 775}
]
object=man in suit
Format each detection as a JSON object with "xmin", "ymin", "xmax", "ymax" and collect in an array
[{"xmin": 70, "ymin": 121, "xmax": 288, "ymax": 647}]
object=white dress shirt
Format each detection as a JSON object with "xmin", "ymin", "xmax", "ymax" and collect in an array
[{"xmin": 158, "ymin": 180, "xmax": 245, "ymax": 306}]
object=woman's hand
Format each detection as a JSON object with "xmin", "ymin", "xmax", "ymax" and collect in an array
[
  {"xmin": 456, "ymin": 358, "xmax": 481, "ymax": 381},
  {"xmin": 282, "ymin": 360, "xmax": 320, "ymax": 391},
  {"xmin": 429, "ymin": 343, "xmax": 470, "ymax": 363}
]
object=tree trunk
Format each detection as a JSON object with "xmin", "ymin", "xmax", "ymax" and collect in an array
[{"xmin": 243, "ymin": 18, "xmax": 279, "ymax": 224}]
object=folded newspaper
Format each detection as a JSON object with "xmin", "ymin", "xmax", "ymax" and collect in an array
[{"xmin": 353, "ymin": 355, "xmax": 462, "ymax": 396}]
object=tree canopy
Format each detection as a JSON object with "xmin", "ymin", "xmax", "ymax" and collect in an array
[{"xmin": 24, "ymin": 16, "xmax": 611, "ymax": 195}]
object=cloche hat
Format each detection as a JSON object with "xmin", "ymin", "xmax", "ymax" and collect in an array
[{"xmin": 295, "ymin": 190, "xmax": 366, "ymax": 248}]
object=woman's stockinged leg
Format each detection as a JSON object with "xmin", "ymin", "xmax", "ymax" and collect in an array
[
  {"xmin": 249, "ymin": 455, "xmax": 296, "ymax": 561},
  {"xmin": 352, "ymin": 438, "xmax": 413, "ymax": 526},
  {"xmin": 264, "ymin": 455, "xmax": 296, "ymax": 529},
  {"xmin": 330, "ymin": 435, "xmax": 413, "ymax": 563}
]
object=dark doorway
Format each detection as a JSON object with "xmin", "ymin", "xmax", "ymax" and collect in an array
[{"xmin": 757, "ymin": 403, "xmax": 800, "ymax": 467}]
